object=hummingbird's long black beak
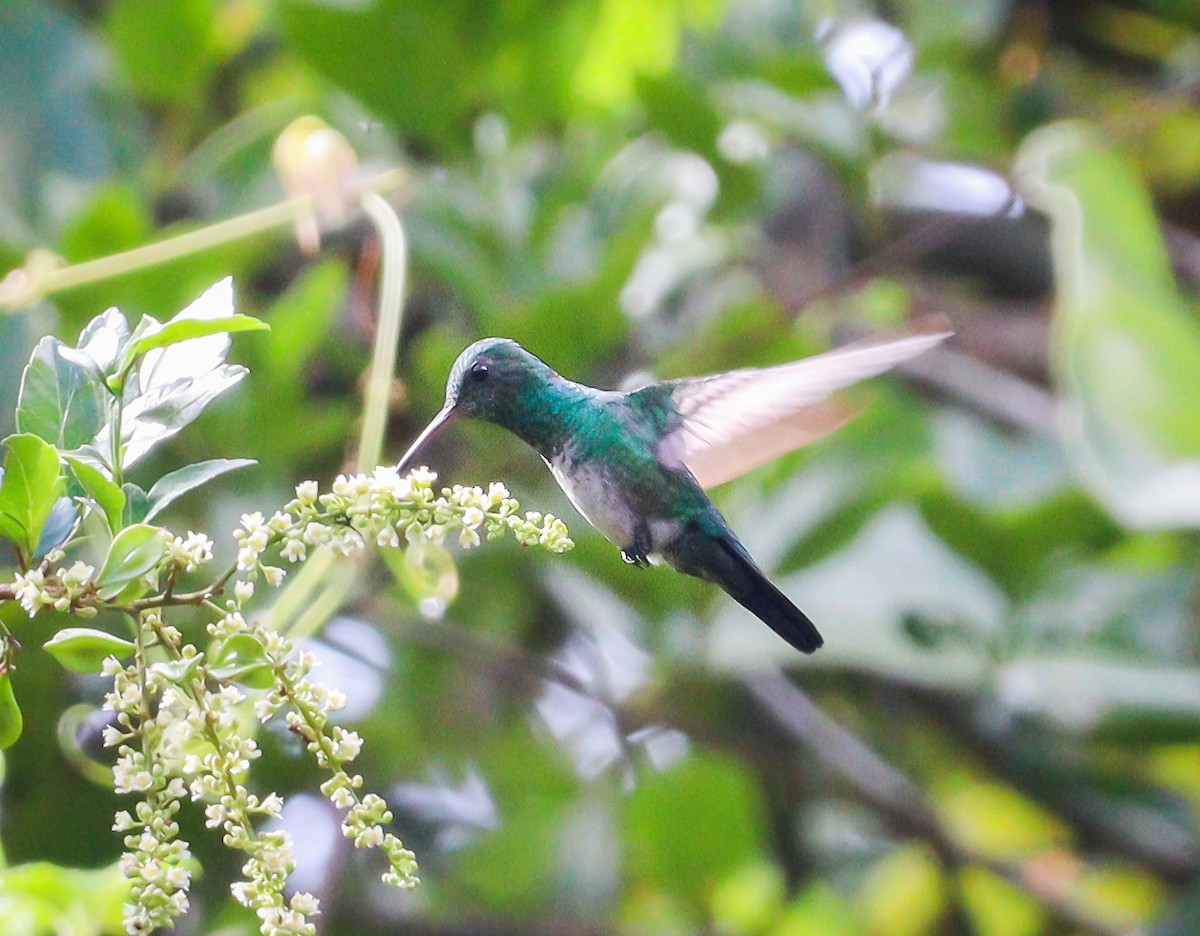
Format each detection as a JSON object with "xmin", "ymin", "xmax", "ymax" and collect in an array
[{"xmin": 396, "ymin": 404, "xmax": 456, "ymax": 473}]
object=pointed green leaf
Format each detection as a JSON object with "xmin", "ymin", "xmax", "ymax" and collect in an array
[
  {"xmin": 77, "ymin": 307, "xmax": 132, "ymax": 374},
  {"xmin": 0, "ymin": 434, "xmax": 66, "ymax": 557},
  {"xmin": 95, "ymin": 523, "xmax": 170, "ymax": 600},
  {"xmin": 0, "ymin": 671, "xmax": 22, "ymax": 750},
  {"xmin": 211, "ymin": 634, "xmax": 274, "ymax": 689},
  {"xmin": 34, "ymin": 497, "xmax": 78, "ymax": 558},
  {"xmin": 66, "ymin": 457, "xmax": 126, "ymax": 534},
  {"xmin": 15, "ymin": 337, "xmax": 108, "ymax": 451},
  {"xmin": 44, "ymin": 628, "xmax": 135, "ymax": 673},
  {"xmin": 103, "ymin": 364, "xmax": 248, "ymax": 470},
  {"xmin": 124, "ymin": 314, "xmax": 268, "ymax": 366},
  {"xmin": 122, "ymin": 483, "xmax": 150, "ymax": 526},
  {"xmin": 144, "ymin": 458, "xmax": 256, "ymax": 522}
]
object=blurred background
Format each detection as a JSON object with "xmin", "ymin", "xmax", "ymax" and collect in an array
[{"xmin": 3, "ymin": 0, "xmax": 1200, "ymax": 934}]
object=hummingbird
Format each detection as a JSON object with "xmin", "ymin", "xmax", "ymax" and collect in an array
[{"xmin": 396, "ymin": 321, "xmax": 951, "ymax": 653}]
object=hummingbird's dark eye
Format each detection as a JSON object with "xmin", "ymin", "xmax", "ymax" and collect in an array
[{"xmin": 469, "ymin": 361, "xmax": 489, "ymax": 382}]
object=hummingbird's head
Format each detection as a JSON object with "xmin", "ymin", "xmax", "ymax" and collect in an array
[
  {"xmin": 444, "ymin": 337, "xmax": 543, "ymax": 420},
  {"xmin": 396, "ymin": 338, "xmax": 555, "ymax": 471}
]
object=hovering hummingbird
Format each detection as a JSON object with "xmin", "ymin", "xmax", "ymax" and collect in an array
[{"xmin": 396, "ymin": 321, "xmax": 951, "ymax": 653}]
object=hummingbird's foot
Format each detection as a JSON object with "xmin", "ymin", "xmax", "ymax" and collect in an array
[{"xmin": 621, "ymin": 526, "xmax": 653, "ymax": 567}]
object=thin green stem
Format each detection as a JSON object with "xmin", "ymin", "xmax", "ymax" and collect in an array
[
  {"xmin": 0, "ymin": 168, "xmax": 411, "ymax": 311},
  {"xmin": 272, "ymin": 192, "xmax": 410, "ymax": 641},
  {"xmin": 356, "ymin": 191, "xmax": 409, "ymax": 471}
]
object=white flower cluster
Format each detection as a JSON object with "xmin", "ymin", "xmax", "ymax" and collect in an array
[
  {"xmin": 164, "ymin": 531, "xmax": 215, "ymax": 572},
  {"xmin": 242, "ymin": 612, "xmax": 420, "ymax": 891},
  {"xmin": 9, "ymin": 466, "xmax": 573, "ymax": 933},
  {"xmin": 103, "ymin": 610, "xmax": 323, "ymax": 936},
  {"xmin": 232, "ymin": 468, "xmax": 572, "ymax": 585},
  {"xmin": 102, "ymin": 647, "xmax": 195, "ymax": 935},
  {"xmin": 12, "ymin": 561, "xmax": 97, "ymax": 617}
]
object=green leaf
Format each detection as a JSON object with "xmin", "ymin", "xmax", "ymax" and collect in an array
[
  {"xmin": 144, "ymin": 458, "xmax": 255, "ymax": 522},
  {"xmin": 0, "ymin": 671, "xmax": 22, "ymax": 750},
  {"xmin": 95, "ymin": 523, "xmax": 170, "ymax": 600},
  {"xmin": 121, "ymin": 314, "xmax": 268, "ymax": 375},
  {"xmin": 623, "ymin": 751, "xmax": 767, "ymax": 903},
  {"xmin": 122, "ymin": 483, "xmax": 150, "ymax": 526},
  {"xmin": 66, "ymin": 456, "xmax": 126, "ymax": 534},
  {"xmin": 0, "ymin": 434, "xmax": 66, "ymax": 558},
  {"xmin": 211, "ymin": 634, "xmax": 274, "ymax": 689},
  {"xmin": 43, "ymin": 628, "xmax": 135, "ymax": 673},
  {"xmin": 15, "ymin": 337, "xmax": 109, "ymax": 451},
  {"xmin": 34, "ymin": 497, "xmax": 77, "ymax": 558},
  {"xmin": 104, "ymin": 0, "xmax": 217, "ymax": 105},
  {"xmin": 1016, "ymin": 122, "xmax": 1200, "ymax": 528},
  {"xmin": 76, "ymin": 306, "xmax": 132, "ymax": 375}
]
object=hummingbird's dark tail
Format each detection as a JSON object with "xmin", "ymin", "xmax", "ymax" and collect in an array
[{"xmin": 670, "ymin": 528, "xmax": 824, "ymax": 654}]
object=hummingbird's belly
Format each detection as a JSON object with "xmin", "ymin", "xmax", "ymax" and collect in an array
[
  {"xmin": 545, "ymin": 454, "xmax": 682, "ymax": 560},
  {"xmin": 546, "ymin": 456, "xmax": 636, "ymax": 546}
]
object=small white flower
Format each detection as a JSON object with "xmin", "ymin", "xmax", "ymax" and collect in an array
[
  {"xmin": 240, "ymin": 512, "xmax": 266, "ymax": 535},
  {"xmin": 408, "ymin": 466, "xmax": 437, "ymax": 487},
  {"xmin": 295, "ymin": 480, "xmax": 319, "ymax": 505},
  {"xmin": 234, "ymin": 580, "xmax": 255, "ymax": 603},
  {"xmin": 459, "ymin": 526, "xmax": 480, "ymax": 549},
  {"xmin": 290, "ymin": 891, "xmax": 320, "ymax": 915},
  {"xmin": 281, "ymin": 537, "xmax": 307, "ymax": 562},
  {"xmin": 262, "ymin": 566, "xmax": 286, "ymax": 588},
  {"xmin": 332, "ymin": 729, "xmax": 363, "ymax": 762},
  {"xmin": 377, "ymin": 526, "xmax": 400, "ymax": 548}
]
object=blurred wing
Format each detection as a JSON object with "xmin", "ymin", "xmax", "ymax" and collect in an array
[{"xmin": 658, "ymin": 319, "xmax": 952, "ymax": 489}]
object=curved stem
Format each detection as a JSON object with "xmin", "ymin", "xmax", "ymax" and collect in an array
[{"xmin": 357, "ymin": 191, "xmax": 409, "ymax": 472}]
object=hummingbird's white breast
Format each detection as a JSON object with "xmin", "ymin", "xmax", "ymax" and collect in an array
[{"xmin": 544, "ymin": 449, "xmax": 679, "ymax": 563}]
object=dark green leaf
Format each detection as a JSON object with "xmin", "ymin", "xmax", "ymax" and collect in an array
[
  {"xmin": 66, "ymin": 456, "xmax": 126, "ymax": 534},
  {"xmin": 95, "ymin": 523, "xmax": 169, "ymax": 600},
  {"xmin": 0, "ymin": 670, "xmax": 22, "ymax": 750},
  {"xmin": 0, "ymin": 434, "xmax": 66, "ymax": 558},
  {"xmin": 43, "ymin": 627, "xmax": 135, "ymax": 673},
  {"xmin": 34, "ymin": 497, "xmax": 77, "ymax": 558},
  {"xmin": 122, "ymin": 483, "xmax": 150, "ymax": 526},
  {"xmin": 144, "ymin": 458, "xmax": 255, "ymax": 522},
  {"xmin": 16, "ymin": 337, "xmax": 108, "ymax": 451}
]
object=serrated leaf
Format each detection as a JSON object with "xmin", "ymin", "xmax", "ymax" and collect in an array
[
  {"xmin": 144, "ymin": 458, "xmax": 255, "ymax": 522},
  {"xmin": 44, "ymin": 627, "xmax": 135, "ymax": 673},
  {"xmin": 34, "ymin": 497, "xmax": 77, "ymax": 558},
  {"xmin": 95, "ymin": 523, "xmax": 170, "ymax": 600},
  {"xmin": 15, "ymin": 336, "xmax": 109, "ymax": 451},
  {"xmin": 0, "ymin": 434, "xmax": 67, "ymax": 558},
  {"xmin": 66, "ymin": 456, "xmax": 126, "ymax": 534},
  {"xmin": 0, "ymin": 671, "xmax": 21, "ymax": 750}
]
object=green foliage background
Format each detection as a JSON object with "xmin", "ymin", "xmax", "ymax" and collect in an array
[{"xmin": 4, "ymin": 0, "xmax": 1200, "ymax": 934}]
